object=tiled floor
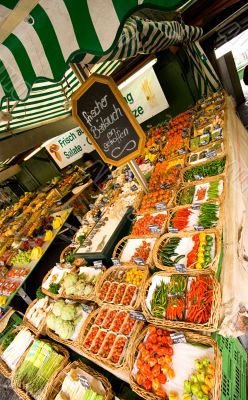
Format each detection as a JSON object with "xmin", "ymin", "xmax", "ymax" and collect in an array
[{"xmin": 0, "ymin": 375, "xmax": 18, "ymax": 400}]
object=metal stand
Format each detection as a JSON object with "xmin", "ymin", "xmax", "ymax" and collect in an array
[
  {"xmin": 17, "ymin": 287, "xmax": 32, "ymax": 305},
  {"xmin": 128, "ymin": 159, "xmax": 149, "ymax": 193}
]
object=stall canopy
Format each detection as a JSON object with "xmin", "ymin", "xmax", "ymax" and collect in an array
[{"xmin": 0, "ymin": 0, "xmax": 220, "ymax": 134}]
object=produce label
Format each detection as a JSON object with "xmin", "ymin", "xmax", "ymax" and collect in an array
[
  {"xmin": 149, "ymin": 224, "xmax": 160, "ymax": 233},
  {"xmin": 155, "ymin": 202, "xmax": 167, "ymax": 210},
  {"xmin": 149, "ymin": 146, "xmax": 158, "ymax": 154},
  {"xmin": 206, "ymin": 150, "xmax": 217, "ymax": 159},
  {"xmin": 160, "ymin": 183, "xmax": 170, "ymax": 190},
  {"xmin": 158, "ymin": 155, "xmax": 166, "ymax": 162},
  {"xmin": 168, "ymin": 227, "xmax": 178, "ymax": 233},
  {"xmin": 82, "ymin": 220, "xmax": 89, "ymax": 225},
  {"xmin": 175, "ymin": 263, "xmax": 186, "ymax": 272},
  {"xmin": 178, "ymin": 148, "xmax": 186, "ymax": 155},
  {"xmin": 97, "ymin": 202, "xmax": 105, "ymax": 207},
  {"xmin": 78, "ymin": 375, "xmax": 91, "ymax": 389},
  {"xmin": 133, "ymin": 257, "xmax": 145, "ymax": 266},
  {"xmin": 194, "ymin": 224, "xmax": 204, "ymax": 231},
  {"xmin": 194, "ymin": 174, "xmax": 203, "ymax": 180},
  {"xmin": 111, "ymin": 258, "xmax": 121, "ymax": 266},
  {"xmin": 114, "ymin": 183, "xmax": 120, "ymax": 189},
  {"xmin": 175, "ymin": 164, "xmax": 182, "ymax": 168},
  {"xmin": 170, "ymin": 332, "xmax": 187, "ymax": 344},
  {"xmin": 191, "ymin": 203, "xmax": 201, "ymax": 210},
  {"xmin": 89, "ymin": 204, "xmax": 95, "ymax": 209},
  {"xmin": 93, "ymin": 260, "xmax": 103, "ymax": 269},
  {"xmin": 131, "ymin": 184, "xmax": 139, "ymax": 192},
  {"xmin": 103, "ymin": 197, "xmax": 110, "ymax": 203},
  {"xmin": 129, "ymin": 311, "xmax": 146, "ymax": 321}
]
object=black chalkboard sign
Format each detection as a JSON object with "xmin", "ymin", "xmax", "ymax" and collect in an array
[{"xmin": 72, "ymin": 74, "xmax": 146, "ymax": 166}]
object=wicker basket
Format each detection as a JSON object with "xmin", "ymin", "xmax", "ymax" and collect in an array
[
  {"xmin": 168, "ymin": 200, "xmax": 223, "ymax": 233},
  {"xmin": 130, "ymin": 210, "xmax": 169, "ymax": 237},
  {"xmin": 129, "ymin": 325, "xmax": 222, "ymax": 400},
  {"xmin": 60, "ymin": 245, "xmax": 76, "ymax": 264},
  {"xmin": 95, "ymin": 265, "xmax": 149, "ymax": 310},
  {"xmin": 79, "ymin": 307, "xmax": 144, "ymax": 370},
  {"xmin": 112, "ymin": 235, "xmax": 157, "ymax": 266},
  {"xmin": 183, "ymin": 155, "xmax": 226, "ymax": 183},
  {"xmin": 152, "ymin": 228, "xmax": 221, "ymax": 274},
  {"xmin": 60, "ymin": 266, "xmax": 106, "ymax": 302},
  {"xmin": 137, "ymin": 188, "xmax": 176, "ymax": 215},
  {"xmin": 23, "ymin": 298, "xmax": 51, "ymax": 336},
  {"xmin": 12, "ymin": 339, "xmax": 69, "ymax": 400},
  {"xmin": 141, "ymin": 270, "xmax": 221, "ymax": 332},
  {"xmin": 176, "ymin": 174, "xmax": 226, "ymax": 207},
  {"xmin": 43, "ymin": 360, "xmax": 113, "ymax": 400},
  {"xmin": 0, "ymin": 325, "xmax": 28, "ymax": 379}
]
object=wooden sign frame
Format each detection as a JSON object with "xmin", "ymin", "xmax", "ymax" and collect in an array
[{"xmin": 71, "ymin": 74, "xmax": 146, "ymax": 167}]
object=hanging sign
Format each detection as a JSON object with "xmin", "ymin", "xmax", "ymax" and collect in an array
[
  {"xmin": 45, "ymin": 127, "xmax": 94, "ymax": 169},
  {"xmin": 71, "ymin": 74, "xmax": 146, "ymax": 167}
]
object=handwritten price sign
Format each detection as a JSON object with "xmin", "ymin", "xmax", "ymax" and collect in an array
[{"xmin": 72, "ymin": 74, "xmax": 146, "ymax": 166}]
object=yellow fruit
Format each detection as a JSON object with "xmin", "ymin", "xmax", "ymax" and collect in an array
[
  {"xmin": 52, "ymin": 216, "xmax": 63, "ymax": 230},
  {"xmin": 31, "ymin": 246, "xmax": 43, "ymax": 260},
  {"xmin": 44, "ymin": 230, "xmax": 53, "ymax": 241}
]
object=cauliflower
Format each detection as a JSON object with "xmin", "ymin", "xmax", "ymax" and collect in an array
[
  {"xmin": 61, "ymin": 303, "xmax": 76, "ymax": 321},
  {"xmin": 63, "ymin": 273, "xmax": 77, "ymax": 289},
  {"xmin": 47, "ymin": 313, "xmax": 59, "ymax": 331},
  {"xmin": 56, "ymin": 320, "xmax": 74, "ymax": 339},
  {"xmin": 53, "ymin": 299, "xmax": 66, "ymax": 317}
]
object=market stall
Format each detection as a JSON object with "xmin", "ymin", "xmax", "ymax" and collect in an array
[{"xmin": 0, "ymin": 2, "xmax": 247, "ymax": 400}]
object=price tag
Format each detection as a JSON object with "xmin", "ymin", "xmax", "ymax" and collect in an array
[
  {"xmin": 114, "ymin": 183, "xmax": 120, "ymax": 189},
  {"xmin": 89, "ymin": 204, "xmax": 95, "ymax": 209},
  {"xmin": 194, "ymin": 174, "xmax": 203, "ymax": 180},
  {"xmin": 168, "ymin": 227, "xmax": 178, "ymax": 233},
  {"xmin": 175, "ymin": 164, "xmax": 182, "ymax": 169},
  {"xmin": 21, "ymin": 237, "xmax": 28, "ymax": 242},
  {"xmin": 200, "ymin": 140, "xmax": 208, "ymax": 146},
  {"xmin": 160, "ymin": 183, "xmax": 170, "ymax": 190},
  {"xmin": 155, "ymin": 202, "xmax": 167, "ymax": 210},
  {"xmin": 158, "ymin": 155, "xmax": 166, "ymax": 162},
  {"xmin": 149, "ymin": 224, "xmax": 160, "ymax": 233},
  {"xmin": 93, "ymin": 260, "xmax": 103, "ymax": 269},
  {"xmin": 65, "ymin": 262, "xmax": 73, "ymax": 269},
  {"xmin": 175, "ymin": 263, "xmax": 186, "ymax": 272},
  {"xmin": 206, "ymin": 150, "xmax": 217, "ymax": 159},
  {"xmin": 81, "ymin": 304, "xmax": 95, "ymax": 314},
  {"xmin": 149, "ymin": 146, "xmax": 158, "ymax": 154},
  {"xmin": 82, "ymin": 220, "xmax": 89, "ymax": 225},
  {"xmin": 170, "ymin": 332, "xmax": 187, "ymax": 344},
  {"xmin": 78, "ymin": 375, "xmax": 91, "ymax": 389},
  {"xmin": 191, "ymin": 203, "xmax": 201, "ymax": 210},
  {"xmin": 103, "ymin": 197, "xmax": 110, "ymax": 203},
  {"xmin": 131, "ymin": 184, "xmax": 138, "ymax": 192},
  {"xmin": 145, "ymin": 159, "xmax": 151, "ymax": 164},
  {"xmin": 194, "ymin": 224, "xmax": 204, "ymax": 231},
  {"xmin": 178, "ymin": 148, "xmax": 186, "ymax": 155},
  {"xmin": 129, "ymin": 311, "xmax": 146, "ymax": 321},
  {"xmin": 111, "ymin": 258, "xmax": 121, "ymax": 266},
  {"xmin": 133, "ymin": 257, "xmax": 145, "ymax": 266},
  {"xmin": 181, "ymin": 132, "xmax": 190, "ymax": 139},
  {"xmin": 98, "ymin": 202, "xmax": 104, "ymax": 208}
]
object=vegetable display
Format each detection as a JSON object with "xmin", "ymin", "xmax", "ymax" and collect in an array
[
  {"xmin": 157, "ymin": 232, "xmax": 216, "ymax": 270},
  {"xmin": 184, "ymin": 158, "xmax": 226, "ymax": 182},
  {"xmin": 139, "ymin": 190, "xmax": 174, "ymax": 214},
  {"xmin": 177, "ymin": 179, "xmax": 223, "ymax": 205},
  {"xmin": 14, "ymin": 339, "xmax": 65, "ymax": 398},
  {"xmin": 98, "ymin": 266, "xmax": 146, "ymax": 307},
  {"xmin": 183, "ymin": 357, "xmax": 215, "ymax": 400},
  {"xmin": 145, "ymin": 273, "xmax": 215, "ymax": 327},
  {"xmin": 61, "ymin": 267, "xmax": 100, "ymax": 298},
  {"xmin": 46, "ymin": 299, "xmax": 87, "ymax": 341},
  {"xmin": 131, "ymin": 213, "xmax": 167, "ymax": 236},
  {"xmin": 1, "ymin": 328, "xmax": 34, "ymax": 370},
  {"xmin": 170, "ymin": 203, "xmax": 219, "ymax": 231},
  {"xmin": 26, "ymin": 296, "xmax": 51, "ymax": 330}
]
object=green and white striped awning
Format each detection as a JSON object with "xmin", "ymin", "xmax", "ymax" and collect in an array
[{"xmin": 0, "ymin": 0, "xmax": 220, "ymax": 135}]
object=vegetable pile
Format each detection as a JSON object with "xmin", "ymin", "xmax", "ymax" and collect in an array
[
  {"xmin": 46, "ymin": 299, "xmax": 84, "ymax": 340},
  {"xmin": 131, "ymin": 213, "xmax": 167, "ymax": 235},
  {"xmin": 184, "ymin": 157, "xmax": 226, "ymax": 182},
  {"xmin": 183, "ymin": 356, "xmax": 215, "ymax": 400},
  {"xmin": 178, "ymin": 179, "xmax": 223, "ymax": 205},
  {"xmin": 170, "ymin": 203, "xmax": 219, "ymax": 231},
  {"xmin": 139, "ymin": 189, "xmax": 173, "ymax": 213},
  {"xmin": 149, "ymin": 274, "xmax": 214, "ymax": 325},
  {"xmin": 62, "ymin": 268, "xmax": 99, "ymax": 297},
  {"xmin": 158, "ymin": 233, "xmax": 215, "ymax": 270},
  {"xmin": 14, "ymin": 339, "xmax": 65, "ymax": 398}
]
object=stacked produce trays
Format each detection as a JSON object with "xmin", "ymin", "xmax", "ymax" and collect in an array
[
  {"xmin": 80, "ymin": 306, "xmax": 144, "ymax": 370},
  {"xmin": 141, "ymin": 271, "xmax": 221, "ymax": 331},
  {"xmin": 129, "ymin": 325, "xmax": 222, "ymax": 400},
  {"xmin": 96, "ymin": 265, "xmax": 149, "ymax": 310}
]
